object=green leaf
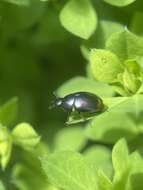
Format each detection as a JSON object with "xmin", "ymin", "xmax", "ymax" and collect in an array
[
  {"xmin": 106, "ymin": 94, "xmax": 143, "ymax": 119},
  {"xmin": 82, "ymin": 20, "xmax": 124, "ymax": 51},
  {"xmin": 103, "ymin": 0, "xmax": 136, "ymax": 7},
  {"xmin": 84, "ymin": 145, "xmax": 113, "ymax": 177},
  {"xmin": 31, "ymin": 142, "xmax": 49, "ymax": 157},
  {"xmin": 80, "ymin": 45, "xmax": 90, "ymax": 60},
  {"xmin": 0, "ymin": 97, "xmax": 18, "ymax": 126},
  {"xmin": 47, "ymin": 185, "xmax": 60, "ymax": 190},
  {"xmin": 11, "ymin": 141, "xmax": 50, "ymax": 190},
  {"xmin": 111, "ymin": 84, "xmax": 129, "ymax": 96},
  {"xmin": 86, "ymin": 111, "xmax": 137, "ymax": 143},
  {"xmin": 112, "ymin": 168, "xmax": 130, "ymax": 190},
  {"xmin": 122, "ymin": 60, "xmax": 143, "ymax": 93},
  {"xmin": 102, "ymin": 97, "xmax": 129, "ymax": 110},
  {"xmin": 57, "ymin": 76, "xmax": 115, "ymax": 97},
  {"xmin": 54, "ymin": 126, "xmax": 87, "ymax": 151},
  {"xmin": 66, "ymin": 112, "xmax": 95, "ymax": 125},
  {"xmin": 104, "ymin": 95, "xmax": 143, "ymax": 122},
  {"xmin": 59, "ymin": 0, "xmax": 97, "ymax": 39},
  {"xmin": 2, "ymin": 0, "xmax": 30, "ymax": 6},
  {"xmin": 90, "ymin": 49, "xmax": 123, "ymax": 83},
  {"xmin": 41, "ymin": 151, "xmax": 97, "ymax": 190},
  {"xmin": 12, "ymin": 163, "xmax": 50, "ymax": 190},
  {"xmin": 86, "ymin": 63, "xmax": 95, "ymax": 78},
  {"xmin": 106, "ymin": 29, "xmax": 143, "ymax": 62},
  {"xmin": 1, "ymin": 138, "xmax": 12, "ymax": 170},
  {"xmin": 137, "ymin": 84, "xmax": 143, "ymax": 94},
  {"xmin": 86, "ymin": 94, "xmax": 143, "ymax": 143},
  {"xmin": 12, "ymin": 123, "xmax": 40, "ymax": 151},
  {"xmin": 112, "ymin": 139, "xmax": 129, "ymax": 180},
  {"xmin": 99, "ymin": 20, "xmax": 124, "ymax": 42},
  {"xmin": 130, "ymin": 11, "xmax": 143, "ymax": 36},
  {"xmin": 0, "ymin": 181, "xmax": 5, "ymax": 190},
  {"xmin": 97, "ymin": 170, "xmax": 113, "ymax": 190},
  {"xmin": 122, "ymin": 69, "xmax": 141, "ymax": 93},
  {"xmin": 40, "ymin": 0, "xmax": 49, "ymax": 2},
  {"xmin": 129, "ymin": 151, "xmax": 143, "ymax": 173},
  {"xmin": 124, "ymin": 59, "xmax": 141, "ymax": 76},
  {"xmin": 0, "ymin": 126, "xmax": 12, "ymax": 170},
  {"xmin": 126, "ymin": 152, "xmax": 143, "ymax": 190}
]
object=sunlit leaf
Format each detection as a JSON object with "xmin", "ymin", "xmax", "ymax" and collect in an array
[
  {"xmin": 41, "ymin": 151, "xmax": 97, "ymax": 190},
  {"xmin": 0, "ymin": 97, "xmax": 18, "ymax": 126},
  {"xmin": 60, "ymin": 0, "xmax": 97, "ymax": 39},
  {"xmin": 103, "ymin": 0, "xmax": 136, "ymax": 7},
  {"xmin": 12, "ymin": 123, "xmax": 40, "ymax": 151}
]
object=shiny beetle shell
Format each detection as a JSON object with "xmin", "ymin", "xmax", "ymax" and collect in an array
[{"xmin": 50, "ymin": 91, "xmax": 105, "ymax": 116}]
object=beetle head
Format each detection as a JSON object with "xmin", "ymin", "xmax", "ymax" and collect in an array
[{"xmin": 49, "ymin": 98, "xmax": 63, "ymax": 109}]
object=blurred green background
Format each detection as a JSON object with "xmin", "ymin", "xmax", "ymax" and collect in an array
[
  {"xmin": 0, "ymin": 0, "xmax": 143, "ymax": 147},
  {"xmin": 0, "ymin": 1, "xmax": 85, "ymax": 133},
  {"xmin": 1, "ymin": 0, "xmax": 143, "ymax": 189},
  {"xmin": 0, "ymin": 0, "xmax": 142, "ymax": 125},
  {"xmin": 0, "ymin": 0, "xmax": 143, "ymax": 150}
]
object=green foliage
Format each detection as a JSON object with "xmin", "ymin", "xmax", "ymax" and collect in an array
[
  {"xmin": 86, "ymin": 111, "xmax": 137, "ymax": 143},
  {"xmin": 130, "ymin": 12, "xmax": 143, "ymax": 35},
  {"xmin": 53, "ymin": 126, "xmax": 87, "ymax": 151},
  {"xmin": 97, "ymin": 171, "xmax": 113, "ymax": 190},
  {"xmin": 0, "ymin": 97, "xmax": 18, "ymax": 126},
  {"xmin": 1, "ymin": 0, "xmax": 143, "ymax": 189},
  {"xmin": 84, "ymin": 145, "xmax": 113, "ymax": 177},
  {"xmin": 122, "ymin": 68, "xmax": 141, "ymax": 93},
  {"xmin": 112, "ymin": 139, "xmax": 129, "ymax": 180},
  {"xmin": 60, "ymin": 0, "xmax": 97, "ymax": 39},
  {"xmin": 0, "ymin": 98, "xmax": 40, "ymax": 171},
  {"xmin": 0, "ymin": 125, "xmax": 12, "ymax": 170},
  {"xmin": 106, "ymin": 29, "xmax": 143, "ymax": 62},
  {"xmin": 2, "ymin": 0, "xmax": 30, "ymax": 6},
  {"xmin": 86, "ymin": 94, "xmax": 143, "ymax": 143},
  {"xmin": 57, "ymin": 76, "xmax": 114, "ymax": 97},
  {"xmin": 41, "ymin": 151, "xmax": 98, "ymax": 190},
  {"xmin": 12, "ymin": 163, "xmax": 49, "ymax": 190},
  {"xmin": 103, "ymin": 0, "xmax": 136, "ymax": 7},
  {"xmin": 12, "ymin": 123, "xmax": 40, "ymax": 151},
  {"xmin": 127, "ymin": 152, "xmax": 143, "ymax": 190},
  {"xmin": 41, "ymin": 139, "xmax": 143, "ymax": 190},
  {"xmin": 0, "ymin": 181, "xmax": 5, "ymax": 190},
  {"xmin": 90, "ymin": 49, "xmax": 123, "ymax": 83}
]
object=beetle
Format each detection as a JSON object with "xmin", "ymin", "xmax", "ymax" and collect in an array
[{"xmin": 50, "ymin": 91, "xmax": 106, "ymax": 124}]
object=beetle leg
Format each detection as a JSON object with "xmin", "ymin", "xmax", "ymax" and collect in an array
[
  {"xmin": 67, "ymin": 110, "xmax": 71, "ymax": 118},
  {"xmin": 66, "ymin": 110, "xmax": 73, "ymax": 123},
  {"xmin": 78, "ymin": 112, "xmax": 86, "ymax": 122}
]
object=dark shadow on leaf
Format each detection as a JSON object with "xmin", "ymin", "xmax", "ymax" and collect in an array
[
  {"xmin": 102, "ymin": 128, "xmax": 135, "ymax": 143},
  {"xmin": 128, "ymin": 111, "xmax": 143, "ymax": 125},
  {"xmin": 130, "ymin": 173, "xmax": 143, "ymax": 190}
]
